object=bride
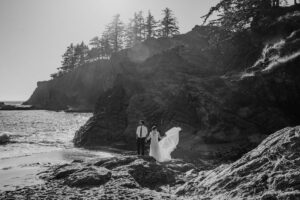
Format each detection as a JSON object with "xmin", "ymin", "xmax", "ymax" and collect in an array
[{"xmin": 146, "ymin": 126, "xmax": 181, "ymax": 162}]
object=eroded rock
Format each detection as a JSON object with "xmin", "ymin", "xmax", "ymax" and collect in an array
[
  {"xmin": 64, "ymin": 166, "xmax": 111, "ymax": 187},
  {"xmin": 176, "ymin": 126, "xmax": 300, "ymax": 200}
]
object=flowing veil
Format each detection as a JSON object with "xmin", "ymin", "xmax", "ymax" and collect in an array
[{"xmin": 158, "ymin": 127, "xmax": 181, "ymax": 162}]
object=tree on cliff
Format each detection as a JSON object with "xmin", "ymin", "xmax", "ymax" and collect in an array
[
  {"xmin": 124, "ymin": 11, "xmax": 146, "ymax": 48},
  {"xmin": 202, "ymin": 0, "xmax": 288, "ymax": 31},
  {"xmin": 99, "ymin": 33, "xmax": 113, "ymax": 58},
  {"xmin": 89, "ymin": 36, "xmax": 101, "ymax": 60},
  {"xmin": 159, "ymin": 8, "xmax": 179, "ymax": 37},
  {"xmin": 89, "ymin": 34, "xmax": 112, "ymax": 59},
  {"xmin": 106, "ymin": 14, "xmax": 125, "ymax": 52},
  {"xmin": 60, "ymin": 43, "xmax": 76, "ymax": 72},
  {"xmin": 145, "ymin": 11, "xmax": 158, "ymax": 39},
  {"xmin": 74, "ymin": 42, "xmax": 89, "ymax": 67}
]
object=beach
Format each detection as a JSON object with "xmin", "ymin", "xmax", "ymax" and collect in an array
[{"xmin": 0, "ymin": 109, "xmax": 113, "ymax": 192}]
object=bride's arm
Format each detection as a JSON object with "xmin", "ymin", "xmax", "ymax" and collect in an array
[{"xmin": 158, "ymin": 132, "xmax": 162, "ymax": 140}]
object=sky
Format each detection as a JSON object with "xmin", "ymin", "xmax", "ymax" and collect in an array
[{"xmin": 0, "ymin": 0, "xmax": 270, "ymax": 101}]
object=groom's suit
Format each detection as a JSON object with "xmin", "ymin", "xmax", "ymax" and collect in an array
[{"xmin": 136, "ymin": 125, "xmax": 148, "ymax": 155}]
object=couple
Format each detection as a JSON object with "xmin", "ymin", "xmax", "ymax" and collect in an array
[{"xmin": 136, "ymin": 120, "xmax": 181, "ymax": 162}]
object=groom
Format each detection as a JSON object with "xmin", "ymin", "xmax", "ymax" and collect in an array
[{"xmin": 136, "ymin": 120, "xmax": 148, "ymax": 155}]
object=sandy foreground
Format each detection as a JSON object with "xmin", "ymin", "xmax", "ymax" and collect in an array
[{"xmin": 0, "ymin": 149, "xmax": 114, "ymax": 191}]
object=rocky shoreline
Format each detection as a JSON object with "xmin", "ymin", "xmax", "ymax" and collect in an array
[
  {"xmin": 0, "ymin": 102, "xmax": 35, "ymax": 111},
  {"xmin": 1, "ymin": 126, "xmax": 299, "ymax": 200}
]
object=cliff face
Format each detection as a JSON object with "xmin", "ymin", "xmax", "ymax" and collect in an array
[
  {"xmin": 26, "ymin": 7, "xmax": 300, "ymax": 160},
  {"xmin": 24, "ymin": 60, "xmax": 115, "ymax": 111},
  {"xmin": 73, "ymin": 9, "xmax": 300, "ymax": 161}
]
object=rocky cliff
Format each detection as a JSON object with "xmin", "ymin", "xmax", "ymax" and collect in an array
[
  {"xmin": 73, "ymin": 8, "xmax": 300, "ymax": 161},
  {"xmin": 176, "ymin": 126, "xmax": 300, "ymax": 200},
  {"xmin": 24, "ymin": 60, "xmax": 115, "ymax": 111},
  {"xmin": 25, "ymin": 6, "xmax": 300, "ymax": 160}
]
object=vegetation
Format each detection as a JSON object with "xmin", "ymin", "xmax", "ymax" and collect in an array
[
  {"xmin": 51, "ymin": 8, "xmax": 180, "ymax": 79},
  {"xmin": 159, "ymin": 8, "xmax": 179, "ymax": 37},
  {"xmin": 202, "ymin": 0, "xmax": 294, "ymax": 31},
  {"xmin": 51, "ymin": 42, "xmax": 89, "ymax": 78}
]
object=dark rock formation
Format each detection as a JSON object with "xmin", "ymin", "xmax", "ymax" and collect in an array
[
  {"xmin": 64, "ymin": 166, "xmax": 111, "ymax": 187},
  {"xmin": 73, "ymin": 9, "xmax": 300, "ymax": 161},
  {"xmin": 0, "ymin": 133, "xmax": 9, "ymax": 144},
  {"xmin": 24, "ymin": 60, "xmax": 115, "ymax": 111},
  {"xmin": 1, "ymin": 156, "xmax": 198, "ymax": 199},
  {"xmin": 0, "ymin": 102, "xmax": 34, "ymax": 110},
  {"xmin": 176, "ymin": 126, "xmax": 300, "ymax": 200}
]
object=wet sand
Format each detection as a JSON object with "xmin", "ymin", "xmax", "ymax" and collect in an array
[{"xmin": 0, "ymin": 149, "xmax": 113, "ymax": 191}]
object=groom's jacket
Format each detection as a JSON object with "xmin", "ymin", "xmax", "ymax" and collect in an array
[{"xmin": 136, "ymin": 125, "xmax": 148, "ymax": 138}]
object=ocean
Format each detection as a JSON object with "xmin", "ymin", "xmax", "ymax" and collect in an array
[{"xmin": 0, "ymin": 105, "xmax": 113, "ymax": 191}]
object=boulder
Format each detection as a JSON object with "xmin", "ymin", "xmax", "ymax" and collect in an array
[
  {"xmin": 64, "ymin": 166, "xmax": 111, "ymax": 187},
  {"xmin": 176, "ymin": 126, "xmax": 300, "ymax": 199},
  {"xmin": 0, "ymin": 134, "xmax": 9, "ymax": 144}
]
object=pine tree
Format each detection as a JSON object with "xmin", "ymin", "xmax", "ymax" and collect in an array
[
  {"xmin": 73, "ymin": 43, "xmax": 83, "ymax": 67},
  {"xmin": 136, "ymin": 11, "xmax": 145, "ymax": 42},
  {"xmin": 89, "ymin": 36, "xmax": 101, "ymax": 49},
  {"xmin": 79, "ymin": 41, "xmax": 89, "ymax": 65},
  {"xmin": 159, "ymin": 8, "xmax": 179, "ymax": 38},
  {"xmin": 124, "ymin": 11, "xmax": 146, "ymax": 48},
  {"xmin": 100, "ymin": 33, "xmax": 113, "ymax": 59},
  {"xmin": 88, "ymin": 36, "xmax": 101, "ymax": 60},
  {"xmin": 106, "ymin": 14, "xmax": 124, "ymax": 53},
  {"xmin": 60, "ymin": 43, "xmax": 75, "ymax": 72},
  {"xmin": 145, "ymin": 11, "xmax": 157, "ymax": 39},
  {"xmin": 124, "ymin": 21, "xmax": 135, "ymax": 48}
]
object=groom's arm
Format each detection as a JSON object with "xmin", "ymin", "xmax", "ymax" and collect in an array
[{"xmin": 136, "ymin": 126, "xmax": 139, "ymax": 139}]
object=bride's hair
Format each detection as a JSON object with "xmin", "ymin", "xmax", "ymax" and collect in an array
[{"xmin": 152, "ymin": 125, "xmax": 157, "ymax": 130}]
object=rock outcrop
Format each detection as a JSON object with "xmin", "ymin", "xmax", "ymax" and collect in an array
[
  {"xmin": 24, "ymin": 60, "xmax": 115, "ymax": 111},
  {"xmin": 1, "ymin": 126, "xmax": 299, "ymax": 199},
  {"xmin": 73, "ymin": 8, "xmax": 300, "ymax": 161},
  {"xmin": 0, "ymin": 156, "xmax": 199, "ymax": 199},
  {"xmin": 0, "ymin": 133, "xmax": 9, "ymax": 144},
  {"xmin": 0, "ymin": 102, "xmax": 34, "ymax": 110},
  {"xmin": 176, "ymin": 126, "xmax": 300, "ymax": 200}
]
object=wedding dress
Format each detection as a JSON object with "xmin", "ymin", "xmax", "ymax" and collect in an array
[{"xmin": 147, "ymin": 127, "xmax": 181, "ymax": 162}]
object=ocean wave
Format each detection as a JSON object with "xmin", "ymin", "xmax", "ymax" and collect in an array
[{"xmin": 0, "ymin": 110, "xmax": 91, "ymax": 160}]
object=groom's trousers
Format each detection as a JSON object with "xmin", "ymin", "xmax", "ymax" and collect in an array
[{"xmin": 136, "ymin": 137, "xmax": 145, "ymax": 155}]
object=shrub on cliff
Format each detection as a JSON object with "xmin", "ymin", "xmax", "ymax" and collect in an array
[{"xmin": 203, "ymin": 0, "xmax": 294, "ymax": 31}]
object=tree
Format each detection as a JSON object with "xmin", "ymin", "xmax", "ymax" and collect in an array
[
  {"xmin": 124, "ymin": 11, "xmax": 146, "ymax": 48},
  {"xmin": 106, "ymin": 14, "xmax": 125, "ymax": 52},
  {"xmin": 89, "ymin": 36, "xmax": 101, "ymax": 49},
  {"xmin": 99, "ymin": 33, "xmax": 113, "ymax": 58},
  {"xmin": 60, "ymin": 43, "xmax": 75, "ymax": 72},
  {"xmin": 202, "ymin": 0, "xmax": 287, "ymax": 31},
  {"xmin": 159, "ymin": 8, "xmax": 179, "ymax": 37},
  {"xmin": 124, "ymin": 21, "xmax": 136, "ymax": 48},
  {"xmin": 145, "ymin": 11, "xmax": 158, "ymax": 39},
  {"xmin": 88, "ymin": 36, "xmax": 101, "ymax": 60},
  {"xmin": 75, "ymin": 42, "xmax": 89, "ymax": 66},
  {"xmin": 135, "ymin": 11, "xmax": 145, "ymax": 41}
]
